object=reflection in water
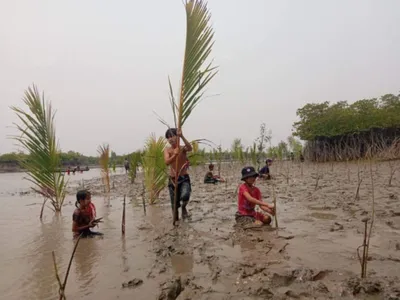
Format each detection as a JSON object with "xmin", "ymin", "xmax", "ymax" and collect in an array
[
  {"xmin": 24, "ymin": 215, "xmax": 65, "ymax": 300},
  {"xmin": 73, "ymin": 238, "xmax": 100, "ymax": 290},
  {"xmin": 148, "ymin": 205, "xmax": 163, "ymax": 229}
]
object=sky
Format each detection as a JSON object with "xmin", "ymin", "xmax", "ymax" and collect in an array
[{"xmin": 1, "ymin": 0, "xmax": 399, "ymax": 156}]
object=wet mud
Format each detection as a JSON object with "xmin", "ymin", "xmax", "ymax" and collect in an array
[{"xmin": 0, "ymin": 161, "xmax": 399, "ymax": 299}]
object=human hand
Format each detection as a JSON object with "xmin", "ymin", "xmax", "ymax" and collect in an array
[
  {"xmin": 260, "ymin": 204, "xmax": 275, "ymax": 216},
  {"xmin": 173, "ymin": 147, "xmax": 180, "ymax": 155},
  {"xmin": 89, "ymin": 220, "xmax": 96, "ymax": 228}
]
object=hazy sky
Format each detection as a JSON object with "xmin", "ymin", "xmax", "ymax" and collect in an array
[{"xmin": 1, "ymin": 0, "xmax": 399, "ymax": 156}]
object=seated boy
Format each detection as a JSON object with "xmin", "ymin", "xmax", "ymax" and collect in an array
[
  {"xmin": 259, "ymin": 159, "xmax": 272, "ymax": 180},
  {"xmin": 235, "ymin": 166, "xmax": 275, "ymax": 225},
  {"xmin": 204, "ymin": 163, "xmax": 225, "ymax": 184}
]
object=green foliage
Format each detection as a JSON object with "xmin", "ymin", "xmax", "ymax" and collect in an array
[
  {"xmin": 287, "ymin": 135, "xmax": 303, "ymax": 154},
  {"xmin": 249, "ymin": 143, "xmax": 258, "ymax": 168},
  {"xmin": 267, "ymin": 146, "xmax": 279, "ymax": 159},
  {"xmin": 142, "ymin": 134, "xmax": 168, "ymax": 204},
  {"xmin": 213, "ymin": 145, "xmax": 223, "ymax": 176},
  {"xmin": 231, "ymin": 138, "xmax": 244, "ymax": 163},
  {"xmin": 128, "ymin": 151, "xmax": 142, "ymax": 183},
  {"xmin": 293, "ymin": 94, "xmax": 400, "ymax": 140},
  {"xmin": 167, "ymin": 0, "xmax": 218, "ymax": 129},
  {"xmin": 188, "ymin": 141, "xmax": 206, "ymax": 166},
  {"xmin": 277, "ymin": 141, "xmax": 289, "ymax": 159},
  {"xmin": 97, "ymin": 144, "xmax": 110, "ymax": 193},
  {"xmin": 10, "ymin": 85, "xmax": 67, "ymax": 211}
]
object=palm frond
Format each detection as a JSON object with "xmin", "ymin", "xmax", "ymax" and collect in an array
[
  {"xmin": 10, "ymin": 84, "xmax": 67, "ymax": 213},
  {"xmin": 142, "ymin": 134, "xmax": 168, "ymax": 204},
  {"xmin": 97, "ymin": 144, "xmax": 110, "ymax": 193},
  {"xmin": 168, "ymin": 0, "xmax": 218, "ymax": 128}
]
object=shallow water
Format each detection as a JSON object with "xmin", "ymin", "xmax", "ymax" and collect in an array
[{"xmin": 0, "ymin": 162, "xmax": 399, "ymax": 299}]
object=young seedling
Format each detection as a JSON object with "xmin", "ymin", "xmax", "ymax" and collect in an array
[{"xmin": 354, "ymin": 159, "xmax": 363, "ymax": 200}]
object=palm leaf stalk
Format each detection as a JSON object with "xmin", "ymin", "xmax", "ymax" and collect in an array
[
  {"xmin": 11, "ymin": 85, "xmax": 67, "ymax": 215},
  {"xmin": 98, "ymin": 144, "xmax": 110, "ymax": 193},
  {"xmin": 142, "ymin": 134, "xmax": 168, "ymax": 204},
  {"xmin": 167, "ymin": 0, "xmax": 218, "ymax": 225}
]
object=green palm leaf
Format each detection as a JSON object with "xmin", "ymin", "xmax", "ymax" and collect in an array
[
  {"xmin": 142, "ymin": 134, "xmax": 168, "ymax": 204},
  {"xmin": 97, "ymin": 144, "xmax": 110, "ymax": 193},
  {"xmin": 10, "ymin": 85, "xmax": 68, "ymax": 213},
  {"xmin": 170, "ymin": 0, "xmax": 218, "ymax": 128}
]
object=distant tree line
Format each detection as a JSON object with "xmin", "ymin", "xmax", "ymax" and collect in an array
[{"xmin": 293, "ymin": 93, "xmax": 400, "ymax": 161}]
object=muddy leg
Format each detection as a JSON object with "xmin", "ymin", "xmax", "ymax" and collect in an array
[
  {"xmin": 180, "ymin": 181, "xmax": 191, "ymax": 219},
  {"xmin": 169, "ymin": 183, "xmax": 179, "ymax": 221}
]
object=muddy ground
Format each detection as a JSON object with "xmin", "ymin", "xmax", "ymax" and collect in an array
[{"xmin": 66, "ymin": 160, "xmax": 400, "ymax": 300}]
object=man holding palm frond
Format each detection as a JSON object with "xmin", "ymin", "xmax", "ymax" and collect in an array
[{"xmin": 164, "ymin": 128, "xmax": 193, "ymax": 220}]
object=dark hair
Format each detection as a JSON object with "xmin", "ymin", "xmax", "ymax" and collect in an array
[
  {"xmin": 76, "ymin": 190, "xmax": 89, "ymax": 202},
  {"xmin": 165, "ymin": 128, "xmax": 177, "ymax": 139},
  {"xmin": 209, "ymin": 163, "xmax": 214, "ymax": 169}
]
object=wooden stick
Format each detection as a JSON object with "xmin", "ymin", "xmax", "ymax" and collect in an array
[
  {"xmin": 52, "ymin": 233, "xmax": 82, "ymax": 299},
  {"xmin": 122, "ymin": 195, "xmax": 126, "ymax": 236},
  {"xmin": 142, "ymin": 182, "xmax": 147, "ymax": 215},
  {"xmin": 62, "ymin": 234, "xmax": 82, "ymax": 294},
  {"xmin": 40, "ymin": 198, "xmax": 47, "ymax": 220},
  {"xmin": 272, "ymin": 181, "xmax": 278, "ymax": 228}
]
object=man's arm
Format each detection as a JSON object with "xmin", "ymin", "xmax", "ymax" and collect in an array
[{"xmin": 180, "ymin": 135, "xmax": 193, "ymax": 152}]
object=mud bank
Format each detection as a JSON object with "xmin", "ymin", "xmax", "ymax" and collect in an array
[{"xmin": 2, "ymin": 161, "xmax": 400, "ymax": 299}]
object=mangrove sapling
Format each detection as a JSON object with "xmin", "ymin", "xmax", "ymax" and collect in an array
[
  {"xmin": 162, "ymin": 0, "xmax": 218, "ymax": 225},
  {"xmin": 52, "ymin": 234, "xmax": 82, "ymax": 300},
  {"xmin": 388, "ymin": 160, "xmax": 398, "ymax": 186},
  {"xmin": 250, "ymin": 143, "xmax": 257, "ymax": 168},
  {"xmin": 314, "ymin": 162, "xmax": 323, "ymax": 190},
  {"xmin": 355, "ymin": 159, "xmax": 363, "ymax": 200},
  {"xmin": 11, "ymin": 85, "xmax": 68, "ymax": 216},
  {"xmin": 364, "ymin": 158, "xmax": 376, "ymax": 277},
  {"xmin": 98, "ymin": 144, "xmax": 111, "ymax": 193},
  {"xmin": 357, "ymin": 217, "xmax": 370, "ymax": 278},
  {"xmin": 279, "ymin": 160, "xmax": 290, "ymax": 184}
]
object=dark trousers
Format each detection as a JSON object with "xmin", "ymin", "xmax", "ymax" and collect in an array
[{"xmin": 168, "ymin": 175, "xmax": 191, "ymax": 210}]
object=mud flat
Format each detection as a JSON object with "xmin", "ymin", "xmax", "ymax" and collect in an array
[{"xmin": 0, "ymin": 161, "xmax": 400, "ymax": 299}]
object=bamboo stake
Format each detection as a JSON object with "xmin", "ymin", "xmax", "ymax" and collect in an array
[
  {"xmin": 272, "ymin": 181, "xmax": 278, "ymax": 228},
  {"xmin": 142, "ymin": 182, "xmax": 147, "ymax": 215},
  {"xmin": 122, "ymin": 195, "xmax": 126, "ymax": 236}
]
